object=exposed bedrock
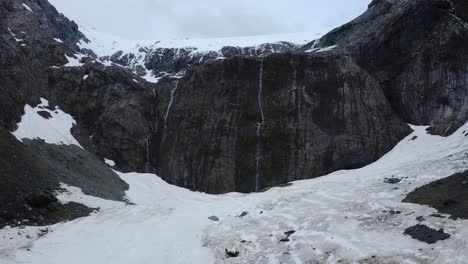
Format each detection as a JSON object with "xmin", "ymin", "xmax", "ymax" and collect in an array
[
  {"xmin": 0, "ymin": 0, "xmax": 83, "ymax": 130},
  {"xmin": 305, "ymin": 0, "xmax": 468, "ymax": 135},
  {"xmin": 0, "ymin": 129, "xmax": 127, "ymax": 228},
  {"xmin": 404, "ymin": 170, "xmax": 468, "ymax": 220},
  {"xmin": 151, "ymin": 53, "xmax": 411, "ymax": 193},
  {"xmin": 43, "ymin": 62, "xmax": 155, "ymax": 172}
]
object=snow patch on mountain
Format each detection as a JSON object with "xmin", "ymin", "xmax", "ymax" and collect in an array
[
  {"xmin": 8, "ymin": 28, "xmax": 24, "ymax": 43},
  {"xmin": 56, "ymin": 183, "xmax": 124, "ymax": 211},
  {"xmin": 77, "ymin": 26, "xmax": 331, "ymax": 83},
  {"xmin": 79, "ymin": 26, "xmax": 326, "ymax": 57},
  {"xmin": 22, "ymin": 3, "xmax": 32, "ymax": 12},
  {"xmin": 64, "ymin": 54, "xmax": 85, "ymax": 67},
  {"xmin": 104, "ymin": 158, "xmax": 116, "ymax": 167},
  {"xmin": 12, "ymin": 98, "xmax": 82, "ymax": 148}
]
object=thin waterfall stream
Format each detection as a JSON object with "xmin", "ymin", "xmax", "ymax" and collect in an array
[
  {"xmin": 145, "ymin": 135, "xmax": 151, "ymax": 171},
  {"xmin": 163, "ymin": 80, "xmax": 180, "ymax": 129},
  {"xmin": 255, "ymin": 58, "xmax": 265, "ymax": 192}
]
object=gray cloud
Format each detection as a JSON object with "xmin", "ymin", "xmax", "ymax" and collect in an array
[{"xmin": 49, "ymin": 0, "xmax": 371, "ymax": 39}]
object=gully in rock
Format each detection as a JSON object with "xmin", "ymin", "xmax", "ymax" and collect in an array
[
  {"xmin": 152, "ymin": 87, "xmax": 159, "ymax": 134},
  {"xmin": 145, "ymin": 135, "xmax": 151, "ymax": 171},
  {"xmin": 255, "ymin": 58, "xmax": 265, "ymax": 192}
]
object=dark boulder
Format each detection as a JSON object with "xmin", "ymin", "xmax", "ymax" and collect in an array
[{"xmin": 404, "ymin": 224, "xmax": 451, "ymax": 244}]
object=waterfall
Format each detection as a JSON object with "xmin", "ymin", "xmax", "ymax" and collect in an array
[
  {"xmin": 255, "ymin": 58, "xmax": 265, "ymax": 192},
  {"xmin": 152, "ymin": 87, "xmax": 159, "ymax": 134},
  {"xmin": 163, "ymin": 80, "xmax": 180, "ymax": 129},
  {"xmin": 145, "ymin": 135, "xmax": 151, "ymax": 171}
]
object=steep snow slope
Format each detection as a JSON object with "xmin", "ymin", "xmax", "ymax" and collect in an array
[{"xmin": 2, "ymin": 106, "xmax": 468, "ymax": 263}]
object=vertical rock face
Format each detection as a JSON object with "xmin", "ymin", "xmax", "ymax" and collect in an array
[
  {"xmin": 0, "ymin": 0, "xmax": 155, "ymax": 173},
  {"xmin": 44, "ymin": 63, "xmax": 155, "ymax": 172},
  {"xmin": 0, "ymin": 0, "xmax": 83, "ymax": 130},
  {"xmin": 152, "ymin": 53, "xmax": 411, "ymax": 193},
  {"xmin": 308, "ymin": 0, "xmax": 468, "ymax": 135}
]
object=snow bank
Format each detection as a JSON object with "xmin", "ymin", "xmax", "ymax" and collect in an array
[{"xmin": 12, "ymin": 98, "xmax": 82, "ymax": 148}]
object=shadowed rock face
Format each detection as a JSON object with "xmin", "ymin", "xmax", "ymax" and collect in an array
[
  {"xmin": 43, "ymin": 62, "xmax": 155, "ymax": 172},
  {"xmin": 1, "ymin": 0, "xmax": 156, "ymax": 173},
  {"xmin": 23, "ymin": 139, "xmax": 129, "ymax": 201},
  {"xmin": 151, "ymin": 54, "xmax": 411, "ymax": 193},
  {"xmin": 0, "ymin": 0, "xmax": 84, "ymax": 130},
  {"xmin": 0, "ymin": 130, "xmax": 116, "ymax": 228},
  {"xmin": 306, "ymin": 0, "xmax": 468, "ymax": 135}
]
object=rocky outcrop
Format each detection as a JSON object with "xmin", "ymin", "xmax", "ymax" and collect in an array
[
  {"xmin": 305, "ymin": 0, "xmax": 468, "ymax": 136},
  {"xmin": 0, "ymin": 129, "xmax": 102, "ymax": 228},
  {"xmin": 0, "ymin": 0, "xmax": 83, "ymax": 130},
  {"xmin": 44, "ymin": 62, "xmax": 155, "ymax": 172},
  {"xmin": 403, "ymin": 170, "xmax": 468, "ymax": 220},
  {"xmin": 0, "ymin": 0, "xmax": 155, "ymax": 173},
  {"xmin": 151, "ymin": 53, "xmax": 411, "ymax": 193},
  {"xmin": 24, "ymin": 139, "xmax": 129, "ymax": 201},
  {"xmin": 0, "ymin": 0, "xmax": 138, "ymax": 225}
]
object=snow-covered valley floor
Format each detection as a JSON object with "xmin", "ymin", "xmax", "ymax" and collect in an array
[{"xmin": 2, "ymin": 123, "xmax": 468, "ymax": 263}]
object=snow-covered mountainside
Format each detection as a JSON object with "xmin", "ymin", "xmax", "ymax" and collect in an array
[
  {"xmin": 1, "ymin": 103, "xmax": 468, "ymax": 263},
  {"xmin": 77, "ymin": 27, "xmax": 326, "ymax": 82}
]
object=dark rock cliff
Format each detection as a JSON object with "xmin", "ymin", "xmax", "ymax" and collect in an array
[
  {"xmin": 151, "ymin": 53, "xmax": 410, "ymax": 193},
  {"xmin": 306, "ymin": 0, "xmax": 468, "ymax": 136},
  {"xmin": 0, "ymin": 0, "xmax": 154, "ymax": 172},
  {"xmin": 0, "ymin": 0, "xmax": 136, "ymax": 224},
  {"xmin": 44, "ymin": 62, "xmax": 154, "ymax": 172},
  {"xmin": 0, "ymin": 0, "xmax": 82, "ymax": 130}
]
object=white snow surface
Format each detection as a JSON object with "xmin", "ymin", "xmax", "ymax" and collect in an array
[
  {"xmin": 78, "ymin": 26, "xmax": 326, "ymax": 83},
  {"xmin": 79, "ymin": 26, "xmax": 326, "ymax": 57},
  {"xmin": 22, "ymin": 3, "xmax": 32, "ymax": 12},
  {"xmin": 64, "ymin": 54, "xmax": 85, "ymax": 67},
  {"xmin": 8, "ymin": 28, "xmax": 23, "ymax": 43},
  {"xmin": 12, "ymin": 98, "xmax": 82, "ymax": 148},
  {"xmin": 104, "ymin": 158, "xmax": 116, "ymax": 167},
  {"xmin": 2, "ymin": 123, "xmax": 468, "ymax": 263},
  {"xmin": 307, "ymin": 45, "xmax": 339, "ymax": 53}
]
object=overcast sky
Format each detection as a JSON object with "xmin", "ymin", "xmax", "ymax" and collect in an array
[{"xmin": 49, "ymin": 0, "xmax": 371, "ymax": 40}]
